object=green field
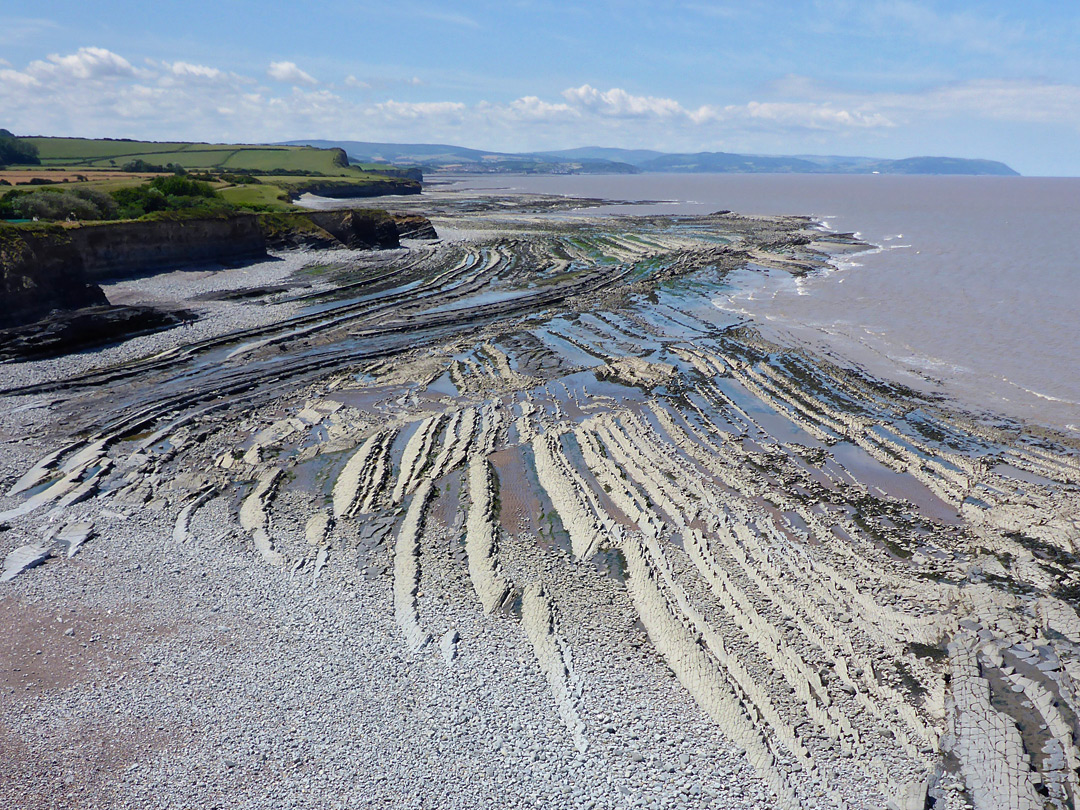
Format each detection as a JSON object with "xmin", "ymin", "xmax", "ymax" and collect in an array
[
  {"xmin": 217, "ymin": 182, "xmax": 291, "ymax": 209},
  {"xmin": 25, "ymin": 137, "xmax": 356, "ymax": 175},
  {"xmin": 6, "ymin": 137, "xmax": 420, "ymax": 214}
]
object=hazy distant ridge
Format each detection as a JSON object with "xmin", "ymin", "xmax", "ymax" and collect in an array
[
  {"xmin": 540, "ymin": 147, "xmax": 1020, "ymax": 176},
  {"xmin": 284, "ymin": 140, "xmax": 1019, "ymax": 176}
]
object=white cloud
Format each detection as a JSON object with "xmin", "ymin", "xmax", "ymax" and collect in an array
[
  {"xmin": 0, "ymin": 67, "xmax": 39, "ymax": 88},
  {"xmin": 370, "ymin": 100, "xmax": 467, "ymax": 122},
  {"xmin": 509, "ymin": 95, "xmax": 577, "ymax": 121},
  {"xmin": 739, "ymin": 101, "xmax": 894, "ymax": 129},
  {"xmin": 1, "ymin": 46, "xmax": 1076, "ymax": 166},
  {"xmin": 412, "ymin": 8, "xmax": 480, "ymax": 28},
  {"xmin": 761, "ymin": 76, "xmax": 1080, "ymax": 130},
  {"xmin": 169, "ymin": 61, "xmax": 224, "ymax": 81},
  {"xmin": 553, "ymin": 84, "xmax": 892, "ymax": 132},
  {"xmin": 877, "ymin": 79, "xmax": 1080, "ymax": 125},
  {"xmin": 563, "ymin": 84, "xmax": 687, "ymax": 118},
  {"xmin": 267, "ymin": 61, "xmax": 317, "ymax": 86},
  {"xmin": 345, "ymin": 74, "xmax": 424, "ymax": 90},
  {"xmin": 28, "ymin": 46, "xmax": 137, "ymax": 80}
]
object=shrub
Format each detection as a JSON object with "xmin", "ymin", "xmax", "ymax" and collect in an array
[
  {"xmin": 220, "ymin": 173, "xmax": 261, "ymax": 185},
  {"xmin": 148, "ymin": 175, "xmax": 217, "ymax": 197},
  {"xmin": 122, "ymin": 159, "xmax": 189, "ymax": 174},
  {"xmin": 110, "ymin": 176, "xmax": 227, "ymax": 219},
  {"xmin": 0, "ymin": 187, "xmax": 118, "ymax": 220}
]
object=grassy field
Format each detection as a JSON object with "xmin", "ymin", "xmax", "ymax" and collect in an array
[
  {"xmin": 24, "ymin": 137, "xmax": 358, "ymax": 175},
  {"xmin": 0, "ymin": 168, "xmax": 168, "ymax": 196},
  {"xmin": 4, "ymin": 138, "xmax": 419, "ymax": 213},
  {"xmin": 217, "ymin": 182, "xmax": 291, "ymax": 209}
]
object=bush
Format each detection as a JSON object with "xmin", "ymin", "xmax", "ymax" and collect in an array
[
  {"xmin": 110, "ymin": 176, "xmax": 226, "ymax": 219},
  {"xmin": 220, "ymin": 173, "xmax": 261, "ymax": 185},
  {"xmin": 121, "ymin": 159, "xmax": 188, "ymax": 174},
  {"xmin": 0, "ymin": 187, "xmax": 118, "ymax": 220},
  {"xmin": 148, "ymin": 175, "xmax": 216, "ymax": 197}
]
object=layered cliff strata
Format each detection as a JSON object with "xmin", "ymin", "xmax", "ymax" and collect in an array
[{"xmin": 0, "ymin": 208, "xmax": 434, "ymax": 330}]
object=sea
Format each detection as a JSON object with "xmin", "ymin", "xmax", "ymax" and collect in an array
[{"xmin": 438, "ymin": 173, "xmax": 1080, "ymax": 435}]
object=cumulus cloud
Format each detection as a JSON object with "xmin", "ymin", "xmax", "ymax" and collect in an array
[
  {"xmin": 267, "ymin": 61, "xmax": 317, "ymax": 85},
  {"xmin": 509, "ymin": 95, "xmax": 577, "ymax": 121},
  {"xmin": 563, "ymin": 84, "xmax": 687, "ymax": 119},
  {"xmin": 169, "ymin": 61, "xmax": 224, "ymax": 81},
  {"xmin": 2, "ymin": 45, "xmax": 1076, "ymax": 160},
  {"xmin": 28, "ymin": 46, "xmax": 137, "ymax": 80},
  {"xmin": 0, "ymin": 67, "xmax": 39, "ymax": 88},
  {"xmin": 554, "ymin": 84, "xmax": 892, "ymax": 131}
]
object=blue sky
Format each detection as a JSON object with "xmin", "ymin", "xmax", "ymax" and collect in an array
[{"xmin": 2, "ymin": 1, "xmax": 1079, "ymax": 174}]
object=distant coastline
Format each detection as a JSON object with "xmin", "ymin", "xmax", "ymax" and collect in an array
[{"xmin": 284, "ymin": 138, "xmax": 1019, "ymax": 177}]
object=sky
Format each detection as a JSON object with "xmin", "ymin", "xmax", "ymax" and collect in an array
[{"xmin": 2, "ymin": 1, "xmax": 1079, "ymax": 175}]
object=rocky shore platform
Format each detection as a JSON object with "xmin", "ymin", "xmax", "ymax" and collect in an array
[{"xmin": 1, "ymin": 187, "xmax": 1078, "ymax": 810}]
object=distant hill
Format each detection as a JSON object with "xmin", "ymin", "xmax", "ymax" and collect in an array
[
  {"xmin": 282, "ymin": 140, "xmax": 640, "ymax": 175},
  {"xmin": 286, "ymin": 140, "xmax": 1019, "ymax": 177},
  {"xmin": 637, "ymin": 152, "xmax": 824, "ymax": 173},
  {"xmin": 538, "ymin": 146, "xmax": 667, "ymax": 165},
  {"xmin": 864, "ymin": 156, "xmax": 1019, "ymax": 176}
]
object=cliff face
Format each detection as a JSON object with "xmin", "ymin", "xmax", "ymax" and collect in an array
[
  {"xmin": 261, "ymin": 210, "xmax": 401, "ymax": 250},
  {"xmin": 0, "ymin": 225, "xmax": 107, "ymax": 327},
  {"xmin": 286, "ymin": 177, "xmax": 421, "ymax": 199},
  {"xmin": 393, "ymin": 215, "xmax": 439, "ymax": 240},
  {"xmin": 0, "ymin": 209, "xmax": 436, "ymax": 327},
  {"xmin": 74, "ymin": 215, "xmax": 266, "ymax": 281}
]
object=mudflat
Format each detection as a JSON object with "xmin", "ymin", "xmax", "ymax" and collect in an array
[{"xmin": 2, "ymin": 186, "xmax": 1078, "ymax": 810}]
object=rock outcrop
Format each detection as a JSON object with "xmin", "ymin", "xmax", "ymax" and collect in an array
[
  {"xmin": 0, "ymin": 224, "xmax": 107, "ymax": 327},
  {"xmin": 0, "ymin": 210, "xmax": 436, "ymax": 328},
  {"xmin": 75, "ymin": 214, "xmax": 267, "ymax": 281}
]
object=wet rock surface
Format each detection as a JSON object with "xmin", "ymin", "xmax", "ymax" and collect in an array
[
  {"xmin": 1, "ymin": 187, "xmax": 1078, "ymax": 810},
  {"xmin": 0, "ymin": 304, "xmax": 191, "ymax": 362}
]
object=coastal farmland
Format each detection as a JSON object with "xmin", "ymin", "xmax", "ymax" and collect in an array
[
  {"xmin": 25, "ymin": 138, "xmax": 353, "ymax": 174},
  {"xmin": 4, "ymin": 138, "xmax": 421, "ymax": 208}
]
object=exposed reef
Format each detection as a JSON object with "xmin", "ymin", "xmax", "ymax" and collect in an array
[{"xmin": 0, "ymin": 189, "xmax": 1077, "ymax": 810}]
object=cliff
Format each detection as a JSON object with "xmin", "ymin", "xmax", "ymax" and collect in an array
[
  {"xmin": 0, "ymin": 224, "xmax": 108, "ymax": 327},
  {"xmin": 74, "ymin": 215, "xmax": 267, "ymax": 281},
  {"xmin": 0, "ymin": 209, "xmax": 436, "ymax": 328},
  {"xmin": 282, "ymin": 177, "xmax": 421, "ymax": 199},
  {"xmin": 260, "ymin": 210, "xmax": 401, "ymax": 250}
]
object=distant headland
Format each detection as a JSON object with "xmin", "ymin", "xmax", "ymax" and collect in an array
[{"xmin": 284, "ymin": 139, "xmax": 1020, "ymax": 177}]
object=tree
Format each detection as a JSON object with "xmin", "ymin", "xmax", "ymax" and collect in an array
[{"xmin": 0, "ymin": 129, "xmax": 41, "ymax": 166}]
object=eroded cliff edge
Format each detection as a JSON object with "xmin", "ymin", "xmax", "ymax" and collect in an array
[{"xmin": 0, "ymin": 209, "xmax": 436, "ymax": 328}]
